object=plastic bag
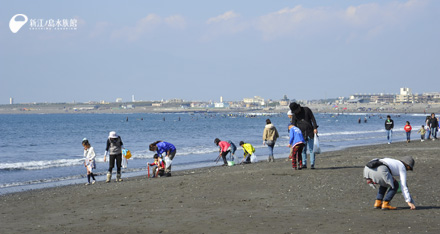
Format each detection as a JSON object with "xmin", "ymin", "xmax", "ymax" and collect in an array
[
  {"xmin": 164, "ymin": 156, "xmax": 172, "ymax": 169},
  {"xmin": 250, "ymin": 153, "xmax": 258, "ymax": 163},
  {"xmin": 313, "ymin": 133, "xmax": 321, "ymax": 154},
  {"xmin": 122, "ymin": 149, "xmax": 132, "ymax": 159},
  {"xmin": 122, "ymin": 157, "xmax": 128, "ymax": 168}
]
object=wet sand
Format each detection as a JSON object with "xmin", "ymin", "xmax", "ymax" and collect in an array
[{"xmin": 1, "ymin": 140, "xmax": 440, "ymax": 233}]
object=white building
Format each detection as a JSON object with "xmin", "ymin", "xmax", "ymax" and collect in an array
[
  {"xmin": 9, "ymin": 97, "xmax": 14, "ymax": 105},
  {"xmin": 116, "ymin": 98, "xmax": 123, "ymax": 103}
]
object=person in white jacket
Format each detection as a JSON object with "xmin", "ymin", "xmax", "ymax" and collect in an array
[
  {"xmin": 82, "ymin": 138, "xmax": 96, "ymax": 185},
  {"xmin": 365, "ymin": 156, "xmax": 416, "ymax": 210}
]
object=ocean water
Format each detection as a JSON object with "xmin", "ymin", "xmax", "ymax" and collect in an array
[{"xmin": 0, "ymin": 112, "xmax": 430, "ymax": 195}]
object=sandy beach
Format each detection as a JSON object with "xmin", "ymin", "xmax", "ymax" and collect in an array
[{"xmin": 1, "ymin": 140, "xmax": 440, "ymax": 233}]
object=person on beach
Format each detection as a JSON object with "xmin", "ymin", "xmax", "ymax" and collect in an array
[
  {"xmin": 289, "ymin": 102, "xmax": 319, "ymax": 169},
  {"xmin": 214, "ymin": 138, "xmax": 231, "ymax": 166},
  {"xmin": 429, "ymin": 113, "xmax": 438, "ymax": 140},
  {"xmin": 385, "ymin": 115, "xmax": 394, "ymax": 144},
  {"xmin": 263, "ymin": 119, "xmax": 279, "ymax": 162},
  {"xmin": 288, "ymin": 124, "xmax": 305, "ymax": 170},
  {"xmin": 404, "ymin": 121, "xmax": 412, "ymax": 143},
  {"xmin": 417, "ymin": 125, "xmax": 426, "ymax": 142},
  {"xmin": 227, "ymin": 140, "xmax": 237, "ymax": 161},
  {"xmin": 425, "ymin": 116, "xmax": 431, "ymax": 140},
  {"xmin": 82, "ymin": 138, "xmax": 96, "ymax": 185},
  {"xmin": 104, "ymin": 131, "xmax": 124, "ymax": 183},
  {"xmin": 363, "ymin": 156, "xmax": 416, "ymax": 210},
  {"xmin": 148, "ymin": 154, "xmax": 165, "ymax": 178},
  {"xmin": 239, "ymin": 141, "xmax": 256, "ymax": 164},
  {"xmin": 149, "ymin": 141, "xmax": 176, "ymax": 177}
]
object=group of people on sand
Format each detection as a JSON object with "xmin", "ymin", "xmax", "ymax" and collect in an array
[
  {"xmin": 385, "ymin": 113, "xmax": 439, "ymax": 144},
  {"xmin": 80, "ymin": 102, "xmax": 419, "ymax": 212},
  {"xmin": 81, "ymin": 131, "xmax": 177, "ymax": 184}
]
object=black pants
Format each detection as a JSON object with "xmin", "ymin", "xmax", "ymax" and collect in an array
[
  {"xmin": 108, "ymin": 153, "xmax": 122, "ymax": 173},
  {"xmin": 221, "ymin": 150, "xmax": 230, "ymax": 164}
]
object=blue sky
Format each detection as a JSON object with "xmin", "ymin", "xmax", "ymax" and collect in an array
[{"xmin": 1, "ymin": 0, "xmax": 439, "ymax": 104}]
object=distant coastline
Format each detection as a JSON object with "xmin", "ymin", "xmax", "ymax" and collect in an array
[{"xmin": 0, "ymin": 102, "xmax": 439, "ymax": 114}]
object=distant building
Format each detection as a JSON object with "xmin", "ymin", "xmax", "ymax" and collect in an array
[
  {"xmin": 132, "ymin": 95, "xmax": 135, "ymax": 102},
  {"xmin": 279, "ymin": 95, "xmax": 290, "ymax": 106},
  {"xmin": 116, "ymin": 98, "xmax": 123, "ymax": 103},
  {"xmin": 243, "ymin": 96, "xmax": 265, "ymax": 105},
  {"xmin": 9, "ymin": 97, "xmax": 14, "ymax": 105},
  {"xmin": 220, "ymin": 96, "xmax": 223, "ymax": 103},
  {"xmin": 396, "ymin": 87, "xmax": 418, "ymax": 103}
]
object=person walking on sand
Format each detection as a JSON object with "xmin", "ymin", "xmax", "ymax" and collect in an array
[
  {"xmin": 429, "ymin": 113, "xmax": 438, "ymax": 140},
  {"xmin": 417, "ymin": 125, "xmax": 426, "ymax": 142},
  {"xmin": 104, "ymin": 131, "xmax": 124, "ymax": 183},
  {"xmin": 288, "ymin": 124, "xmax": 305, "ymax": 170},
  {"xmin": 385, "ymin": 115, "xmax": 394, "ymax": 144},
  {"xmin": 149, "ymin": 141, "xmax": 176, "ymax": 177},
  {"xmin": 289, "ymin": 102, "xmax": 319, "ymax": 169},
  {"xmin": 404, "ymin": 121, "xmax": 412, "ymax": 143},
  {"xmin": 214, "ymin": 138, "xmax": 231, "ymax": 166},
  {"xmin": 363, "ymin": 156, "xmax": 416, "ymax": 210},
  {"xmin": 82, "ymin": 138, "xmax": 96, "ymax": 185},
  {"xmin": 263, "ymin": 119, "xmax": 279, "ymax": 162}
]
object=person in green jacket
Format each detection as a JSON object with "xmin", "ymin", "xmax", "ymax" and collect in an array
[{"xmin": 239, "ymin": 141, "xmax": 255, "ymax": 164}]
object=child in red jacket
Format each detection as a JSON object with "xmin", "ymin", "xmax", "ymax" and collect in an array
[
  {"xmin": 404, "ymin": 121, "xmax": 412, "ymax": 143},
  {"xmin": 149, "ymin": 154, "xmax": 165, "ymax": 177}
]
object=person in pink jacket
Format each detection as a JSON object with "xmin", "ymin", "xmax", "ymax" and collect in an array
[{"xmin": 214, "ymin": 138, "xmax": 231, "ymax": 166}]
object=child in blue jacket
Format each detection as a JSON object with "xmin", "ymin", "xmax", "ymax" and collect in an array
[{"xmin": 288, "ymin": 124, "xmax": 305, "ymax": 170}]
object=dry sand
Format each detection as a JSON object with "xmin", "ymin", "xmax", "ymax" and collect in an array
[{"xmin": 1, "ymin": 140, "xmax": 440, "ymax": 233}]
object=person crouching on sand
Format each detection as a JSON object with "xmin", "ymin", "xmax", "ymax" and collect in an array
[
  {"xmin": 363, "ymin": 156, "xmax": 416, "ymax": 210},
  {"xmin": 82, "ymin": 138, "xmax": 96, "ymax": 185},
  {"xmin": 104, "ymin": 131, "xmax": 124, "ymax": 183},
  {"xmin": 149, "ymin": 154, "xmax": 165, "ymax": 178},
  {"xmin": 288, "ymin": 124, "xmax": 305, "ymax": 170},
  {"xmin": 214, "ymin": 138, "xmax": 231, "ymax": 166},
  {"xmin": 149, "ymin": 141, "xmax": 176, "ymax": 177},
  {"xmin": 239, "ymin": 141, "xmax": 255, "ymax": 164}
]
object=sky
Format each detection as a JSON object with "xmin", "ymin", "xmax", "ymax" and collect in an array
[{"xmin": 1, "ymin": 0, "xmax": 439, "ymax": 104}]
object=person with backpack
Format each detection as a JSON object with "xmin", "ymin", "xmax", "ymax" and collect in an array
[
  {"xmin": 363, "ymin": 156, "xmax": 416, "ymax": 210},
  {"xmin": 104, "ymin": 131, "xmax": 124, "ymax": 183},
  {"xmin": 149, "ymin": 141, "xmax": 176, "ymax": 177},
  {"xmin": 263, "ymin": 119, "xmax": 279, "ymax": 162}
]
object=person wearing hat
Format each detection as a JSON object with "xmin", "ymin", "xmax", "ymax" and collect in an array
[
  {"xmin": 363, "ymin": 156, "xmax": 416, "ymax": 210},
  {"xmin": 104, "ymin": 131, "xmax": 124, "ymax": 182},
  {"xmin": 289, "ymin": 102, "xmax": 318, "ymax": 169}
]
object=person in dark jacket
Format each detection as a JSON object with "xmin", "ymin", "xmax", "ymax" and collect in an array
[
  {"xmin": 104, "ymin": 131, "xmax": 124, "ymax": 183},
  {"xmin": 429, "ymin": 113, "xmax": 438, "ymax": 140},
  {"xmin": 385, "ymin": 115, "xmax": 394, "ymax": 144},
  {"xmin": 289, "ymin": 102, "xmax": 318, "ymax": 169}
]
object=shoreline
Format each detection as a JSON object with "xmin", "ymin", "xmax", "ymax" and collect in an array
[
  {"xmin": 2, "ymin": 140, "xmax": 440, "ymax": 233},
  {"xmin": 1, "ymin": 102, "xmax": 439, "ymax": 115}
]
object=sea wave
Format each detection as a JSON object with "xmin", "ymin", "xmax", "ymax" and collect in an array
[{"xmin": 0, "ymin": 158, "xmax": 84, "ymax": 171}]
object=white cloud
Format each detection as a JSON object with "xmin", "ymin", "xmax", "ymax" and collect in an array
[
  {"xmin": 255, "ymin": 0, "xmax": 430, "ymax": 41},
  {"xmin": 165, "ymin": 15, "xmax": 186, "ymax": 30},
  {"xmin": 206, "ymin": 11, "xmax": 239, "ymax": 24}
]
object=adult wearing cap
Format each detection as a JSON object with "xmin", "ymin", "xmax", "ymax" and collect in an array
[
  {"xmin": 104, "ymin": 131, "xmax": 124, "ymax": 182},
  {"xmin": 363, "ymin": 156, "xmax": 416, "ymax": 210},
  {"xmin": 289, "ymin": 102, "xmax": 318, "ymax": 169}
]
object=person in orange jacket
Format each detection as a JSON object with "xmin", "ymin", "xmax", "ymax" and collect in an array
[{"xmin": 404, "ymin": 121, "xmax": 412, "ymax": 143}]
